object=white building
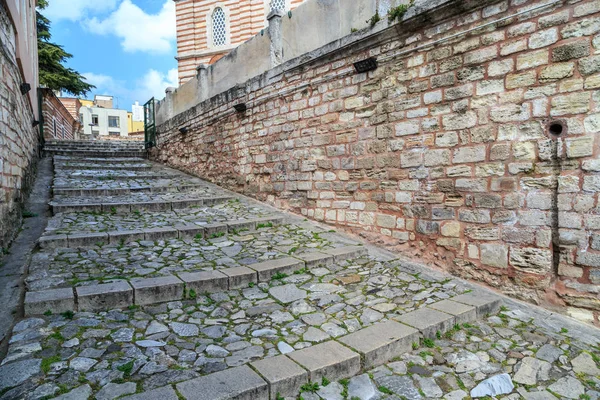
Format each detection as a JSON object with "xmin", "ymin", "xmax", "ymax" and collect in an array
[
  {"xmin": 132, "ymin": 101, "xmax": 144, "ymax": 122},
  {"xmin": 79, "ymin": 95, "xmax": 129, "ymax": 138}
]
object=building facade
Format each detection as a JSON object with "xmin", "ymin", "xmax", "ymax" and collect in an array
[
  {"xmin": 40, "ymin": 89, "xmax": 82, "ymax": 141},
  {"xmin": 128, "ymin": 101, "xmax": 144, "ymax": 134},
  {"xmin": 174, "ymin": 0, "xmax": 307, "ymax": 84},
  {"xmin": 0, "ymin": 0, "xmax": 40, "ymax": 248},
  {"xmin": 79, "ymin": 95, "xmax": 129, "ymax": 138}
]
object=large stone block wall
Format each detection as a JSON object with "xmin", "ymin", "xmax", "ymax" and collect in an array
[
  {"xmin": 0, "ymin": 3, "xmax": 40, "ymax": 248},
  {"xmin": 153, "ymin": 0, "xmax": 600, "ymax": 325}
]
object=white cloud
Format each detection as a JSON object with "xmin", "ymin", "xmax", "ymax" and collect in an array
[
  {"xmin": 136, "ymin": 68, "xmax": 179, "ymax": 100},
  {"xmin": 44, "ymin": 0, "xmax": 118, "ymax": 22},
  {"xmin": 87, "ymin": 0, "xmax": 176, "ymax": 54},
  {"xmin": 82, "ymin": 68, "xmax": 178, "ymax": 105}
]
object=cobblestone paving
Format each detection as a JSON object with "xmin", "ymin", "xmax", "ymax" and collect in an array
[
  {"xmin": 44, "ymin": 201, "xmax": 274, "ymax": 235},
  {"xmin": 2, "ymin": 282, "xmax": 599, "ymax": 399},
  {"xmin": 1, "ymin": 148, "xmax": 599, "ymax": 400},
  {"xmin": 28, "ymin": 224, "xmax": 348, "ymax": 291}
]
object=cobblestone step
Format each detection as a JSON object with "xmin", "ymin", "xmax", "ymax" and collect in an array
[
  {"xmin": 52, "ymin": 184, "xmax": 208, "ymax": 197},
  {"xmin": 50, "ymin": 195, "xmax": 233, "ymax": 214},
  {"xmin": 55, "ymin": 172, "xmax": 182, "ymax": 180},
  {"xmin": 45, "ymin": 149, "xmax": 147, "ymax": 158},
  {"xmin": 53, "ymin": 156, "xmax": 148, "ymax": 163},
  {"xmin": 38, "ymin": 216, "xmax": 285, "ymax": 248},
  {"xmin": 55, "ymin": 164, "xmax": 153, "ymax": 171},
  {"xmin": 23, "ymin": 280, "xmax": 498, "ymax": 399}
]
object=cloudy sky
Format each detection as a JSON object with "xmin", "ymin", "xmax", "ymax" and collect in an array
[{"xmin": 44, "ymin": 0, "xmax": 178, "ymax": 111}]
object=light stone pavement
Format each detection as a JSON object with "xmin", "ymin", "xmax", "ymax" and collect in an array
[{"xmin": 0, "ymin": 142, "xmax": 599, "ymax": 400}]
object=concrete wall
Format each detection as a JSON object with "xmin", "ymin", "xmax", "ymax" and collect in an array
[
  {"xmin": 0, "ymin": 1, "xmax": 40, "ymax": 248},
  {"xmin": 153, "ymin": 0, "xmax": 600, "ymax": 326}
]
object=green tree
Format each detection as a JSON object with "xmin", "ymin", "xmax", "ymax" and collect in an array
[{"xmin": 37, "ymin": 0, "xmax": 95, "ymax": 96}]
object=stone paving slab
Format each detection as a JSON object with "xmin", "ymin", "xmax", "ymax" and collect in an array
[
  {"xmin": 288, "ymin": 341, "xmax": 361, "ymax": 382},
  {"xmin": 428, "ymin": 299, "xmax": 477, "ymax": 324},
  {"xmin": 394, "ymin": 307, "xmax": 456, "ymax": 339},
  {"xmin": 250, "ymin": 355, "xmax": 309, "ymax": 400},
  {"xmin": 176, "ymin": 365, "xmax": 268, "ymax": 400},
  {"xmin": 338, "ymin": 321, "xmax": 420, "ymax": 369},
  {"xmin": 249, "ymin": 257, "xmax": 306, "ymax": 281},
  {"xmin": 179, "ymin": 270, "xmax": 229, "ymax": 294},
  {"xmin": 121, "ymin": 385, "xmax": 180, "ymax": 400},
  {"xmin": 76, "ymin": 281, "xmax": 133, "ymax": 312},
  {"xmin": 451, "ymin": 291, "xmax": 502, "ymax": 317},
  {"xmin": 24, "ymin": 288, "xmax": 74, "ymax": 315},
  {"xmin": 131, "ymin": 276, "xmax": 184, "ymax": 306}
]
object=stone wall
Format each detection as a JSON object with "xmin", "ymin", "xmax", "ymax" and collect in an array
[
  {"xmin": 0, "ymin": 2, "xmax": 40, "ymax": 249},
  {"xmin": 153, "ymin": 0, "xmax": 600, "ymax": 325}
]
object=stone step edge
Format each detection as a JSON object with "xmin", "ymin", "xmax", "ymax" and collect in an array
[
  {"xmin": 52, "ymin": 184, "xmax": 209, "ymax": 196},
  {"xmin": 24, "ymin": 246, "xmax": 370, "ymax": 315},
  {"xmin": 38, "ymin": 216, "xmax": 286, "ymax": 249},
  {"xmin": 50, "ymin": 195, "xmax": 233, "ymax": 214},
  {"xmin": 54, "ymin": 173, "xmax": 183, "ymax": 180},
  {"xmin": 139, "ymin": 292, "xmax": 501, "ymax": 400},
  {"xmin": 55, "ymin": 165, "xmax": 153, "ymax": 171},
  {"xmin": 53, "ymin": 157, "xmax": 147, "ymax": 162},
  {"xmin": 45, "ymin": 150, "xmax": 147, "ymax": 156}
]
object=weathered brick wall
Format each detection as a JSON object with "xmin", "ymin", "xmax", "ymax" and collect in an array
[
  {"xmin": 41, "ymin": 90, "xmax": 78, "ymax": 141},
  {"xmin": 154, "ymin": 0, "xmax": 600, "ymax": 325},
  {"xmin": 0, "ymin": 3, "xmax": 40, "ymax": 248}
]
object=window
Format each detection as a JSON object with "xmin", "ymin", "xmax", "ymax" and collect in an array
[
  {"xmin": 62, "ymin": 125, "xmax": 65, "ymax": 139},
  {"xmin": 53, "ymin": 119, "xmax": 57, "ymax": 137},
  {"xmin": 92, "ymin": 114, "xmax": 99, "ymax": 126},
  {"xmin": 79, "ymin": 113, "xmax": 83, "ymax": 123},
  {"xmin": 108, "ymin": 116, "xmax": 120, "ymax": 128},
  {"xmin": 212, "ymin": 7, "xmax": 227, "ymax": 46},
  {"xmin": 109, "ymin": 131, "xmax": 120, "ymax": 136},
  {"xmin": 270, "ymin": 0, "xmax": 286, "ymax": 12}
]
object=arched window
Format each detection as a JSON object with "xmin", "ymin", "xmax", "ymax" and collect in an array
[
  {"xmin": 269, "ymin": 0, "xmax": 286, "ymax": 12},
  {"xmin": 212, "ymin": 7, "xmax": 227, "ymax": 47}
]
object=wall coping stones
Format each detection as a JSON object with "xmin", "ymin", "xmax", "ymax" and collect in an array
[
  {"xmin": 76, "ymin": 281, "xmax": 133, "ymax": 312},
  {"xmin": 178, "ymin": 270, "xmax": 229, "ymax": 294},
  {"xmin": 394, "ymin": 307, "xmax": 456, "ymax": 339},
  {"xmin": 337, "ymin": 320, "xmax": 420, "ymax": 369},
  {"xmin": 24, "ymin": 288, "xmax": 75, "ymax": 316},
  {"xmin": 250, "ymin": 355, "xmax": 309, "ymax": 400},
  {"xmin": 248, "ymin": 257, "xmax": 306, "ymax": 281},
  {"xmin": 427, "ymin": 299, "xmax": 477, "ymax": 324},
  {"xmin": 176, "ymin": 365, "xmax": 269, "ymax": 400},
  {"xmin": 130, "ymin": 276, "xmax": 184, "ymax": 306},
  {"xmin": 288, "ymin": 340, "xmax": 361, "ymax": 382}
]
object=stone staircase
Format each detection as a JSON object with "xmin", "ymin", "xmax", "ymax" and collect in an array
[
  {"xmin": 44, "ymin": 139, "xmax": 147, "ymax": 158},
  {"xmin": 0, "ymin": 141, "xmax": 598, "ymax": 400}
]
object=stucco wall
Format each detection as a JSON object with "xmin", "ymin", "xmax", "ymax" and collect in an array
[
  {"xmin": 153, "ymin": 0, "xmax": 600, "ymax": 325},
  {"xmin": 0, "ymin": 1, "xmax": 40, "ymax": 248}
]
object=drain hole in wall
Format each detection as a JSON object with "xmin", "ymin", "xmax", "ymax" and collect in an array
[{"xmin": 548, "ymin": 121, "xmax": 564, "ymax": 137}]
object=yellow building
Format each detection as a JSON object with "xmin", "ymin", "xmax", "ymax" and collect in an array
[
  {"xmin": 80, "ymin": 99, "xmax": 94, "ymax": 107},
  {"xmin": 127, "ymin": 112, "xmax": 144, "ymax": 134}
]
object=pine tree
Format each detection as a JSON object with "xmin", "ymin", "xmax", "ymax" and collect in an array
[{"xmin": 37, "ymin": 0, "xmax": 95, "ymax": 96}]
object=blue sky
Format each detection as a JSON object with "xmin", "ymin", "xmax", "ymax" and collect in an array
[{"xmin": 44, "ymin": 0, "xmax": 178, "ymax": 112}]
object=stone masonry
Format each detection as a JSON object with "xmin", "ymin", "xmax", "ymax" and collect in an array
[
  {"xmin": 1, "ymin": 140, "xmax": 599, "ymax": 400},
  {"xmin": 152, "ymin": 0, "xmax": 600, "ymax": 325},
  {"xmin": 0, "ymin": 2, "xmax": 40, "ymax": 249}
]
